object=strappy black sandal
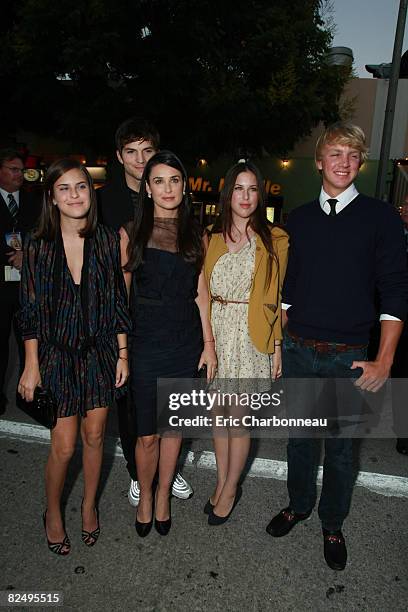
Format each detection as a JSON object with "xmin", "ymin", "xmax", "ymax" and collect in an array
[
  {"xmin": 42, "ymin": 511, "xmax": 71, "ymax": 556},
  {"xmin": 81, "ymin": 505, "xmax": 100, "ymax": 547}
]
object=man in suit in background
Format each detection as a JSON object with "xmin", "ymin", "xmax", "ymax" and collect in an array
[{"xmin": 0, "ymin": 149, "xmax": 41, "ymax": 414}]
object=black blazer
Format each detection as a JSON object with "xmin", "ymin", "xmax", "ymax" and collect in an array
[{"xmin": 0, "ymin": 188, "xmax": 42, "ymax": 300}]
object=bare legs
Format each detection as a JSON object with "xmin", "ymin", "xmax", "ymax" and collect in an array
[
  {"xmin": 44, "ymin": 415, "xmax": 77, "ymax": 549},
  {"xmin": 44, "ymin": 408, "xmax": 108, "ymax": 548},
  {"xmin": 135, "ymin": 434, "xmax": 182, "ymax": 522},
  {"xmin": 80, "ymin": 407, "xmax": 109, "ymax": 532},
  {"xmin": 211, "ymin": 429, "xmax": 250, "ymax": 517},
  {"xmin": 135, "ymin": 435, "xmax": 159, "ymax": 523},
  {"xmin": 156, "ymin": 436, "xmax": 182, "ymax": 520}
]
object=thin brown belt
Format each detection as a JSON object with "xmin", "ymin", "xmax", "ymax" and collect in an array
[
  {"xmin": 211, "ymin": 295, "xmax": 249, "ymax": 306},
  {"xmin": 287, "ymin": 330, "xmax": 367, "ymax": 353}
]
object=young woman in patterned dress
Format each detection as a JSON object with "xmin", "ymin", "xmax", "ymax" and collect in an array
[{"xmin": 17, "ymin": 159, "xmax": 131, "ymax": 554}]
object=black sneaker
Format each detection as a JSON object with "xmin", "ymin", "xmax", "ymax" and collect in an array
[
  {"xmin": 323, "ymin": 529, "xmax": 347, "ymax": 570},
  {"xmin": 266, "ymin": 507, "xmax": 311, "ymax": 537}
]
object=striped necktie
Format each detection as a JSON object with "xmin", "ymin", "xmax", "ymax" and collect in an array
[
  {"xmin": 327, "ymin": 198, "xmax": 338, "ymax": 216},
  {"xmin": 7, "ymin": 193, "xmax": 19, "ymax": 222}
]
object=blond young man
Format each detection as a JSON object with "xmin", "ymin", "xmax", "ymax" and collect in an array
[{"xmin": 266, "ymin": 122, "xmax": 408, "ymax": 570}]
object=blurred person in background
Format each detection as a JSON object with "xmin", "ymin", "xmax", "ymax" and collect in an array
[
  {"xmin": 0, "ymin": 149, "xmax": 41, "ymax": 414},
  {"xmin": 392, "ymin": 195, "xmax": 408, "ymax": 455}
]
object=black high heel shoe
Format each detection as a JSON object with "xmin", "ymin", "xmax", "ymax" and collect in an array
[
  {"xmin": 203, "ymin": 498, "xmax": 215, "ymax": 515},
  {"xmin": 135, "ymin": 515, "xmax": 153, "ymax": 538},
  {"xmin": 208, "ymin": 487, "xmax": 242, "ymax": 526},
  {"xmin": 81, "ymin": 502, "xmax": 100, "ymax": 547},
  {"xmin": 135, "ymin": 495, "xmax": 153, "ymax": 538},
  {"xmin": 154, "ymin": 516, "xmax": 172, "ymax": 536},
  {"xmin": 43, "ymin": 510, "xmax": 71, "ymax": 556},
  {"xmin": 154, "ymin": 493, "xmax": 171, "ymax": 536}
]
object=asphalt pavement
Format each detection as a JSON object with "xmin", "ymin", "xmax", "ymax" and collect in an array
[{"xmin": 0, "ymin": 337, "xmax": 407, "ymax": 612}]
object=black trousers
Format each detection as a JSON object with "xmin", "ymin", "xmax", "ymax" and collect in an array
[
  {"xmin": 117, "ymin": 393, "xmax": 137, "ymax": 481},
  {"xmin": 391, "ymin": 334, "xmax": 408, "ymax": 438},
  {"xmin": 0, "ymin": 296, "xmax": 18, "ymax": 410}
]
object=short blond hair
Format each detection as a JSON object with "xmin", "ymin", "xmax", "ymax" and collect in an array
[{"xmin": 315, "ymin": 121, "xmax": 369, "ymax": 164}]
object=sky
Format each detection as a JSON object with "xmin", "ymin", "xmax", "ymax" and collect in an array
[{"xmin": 330, "ymin": 0, "xmax": 408, "ymax": 77}]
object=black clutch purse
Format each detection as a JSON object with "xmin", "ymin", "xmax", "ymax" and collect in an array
[
  {"xmin": 195, "ymin": 364, "xmax": 207, "ymax": 379},
  {"xmin": 33, "ymin": 387, "xmax": 58, "ymax": 430}
]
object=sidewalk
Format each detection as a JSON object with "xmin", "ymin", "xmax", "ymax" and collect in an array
[{"xmin": 0, "ymin": 430, "xmax": 407, "ymax": 612}]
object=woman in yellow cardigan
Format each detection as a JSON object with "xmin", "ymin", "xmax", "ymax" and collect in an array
[{"xmin": 204, "ymin": 161, "xmax": 288, "ymax": 525}]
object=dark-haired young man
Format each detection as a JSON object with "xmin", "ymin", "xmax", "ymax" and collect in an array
[
  {"xmin": 0, "ymin": 149, "xmax": 41, "ymax": 413},
  {"xmin": 99, "ymin": 118, "xmax": 160, "ymax": 230},
  {"xmin": 98, "ymin": 118, "xmax": 193, "ymax": 505},
  {"xmin": 266, "ymin": 122, "xmax": 408, "ymax": 570}
]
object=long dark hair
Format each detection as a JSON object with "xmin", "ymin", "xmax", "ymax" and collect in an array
[
  {"xmin": 210, "ymin": 161, "xmax": 277, "ymax": 285},
  {"xmin": 125, "ymin": 150, "xmax": 203, "ymax": 271},
  {"xmin": 34, "ymin": 158, "xmax": 97, "ymax": 240}
]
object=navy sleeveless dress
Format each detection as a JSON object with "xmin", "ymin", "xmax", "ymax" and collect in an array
[{"xmin": 129, "ymin": 220, "xmax": 203, "ymax": 436}]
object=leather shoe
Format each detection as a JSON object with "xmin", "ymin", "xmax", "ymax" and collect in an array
[
  {"xmin": 266, "ymin": 507, "xmax": 311, "ymax": 537},
  {"xmin": 208, "ymin": 487, "xmax": 242, "ymax": 526},
  {"xmin": 203, "ymin": 498, "xmax": 215, "ymax": 515},
  {"xmin": 396, "ymin": 438, "xmax": 408, "ymax": 455},
  {"xmin": 155, "ymin": 517, "xmax": 171, "ymax": 536},
  {"xmin": 135, "ymin": 512, "xmax": 153, "ymax": 538},
  {"xmin": 323, "ymin": 529, "xmax": 347, "ymax": 570}
]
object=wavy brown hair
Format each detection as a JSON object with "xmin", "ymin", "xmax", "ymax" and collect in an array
[
  {"xmin": 34, "ymin": 158, "xmax": 97, "ymax": 240},
  {"xmin": 210, "ymin": 161, "xmax": 277, "ymax": 285}
]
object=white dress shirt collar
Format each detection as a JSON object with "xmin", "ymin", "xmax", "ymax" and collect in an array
[
  {"xmin": 319, "ymin": 183, "xmax": 359, "ymax": 215},
  {"xmin": 0, "ymin": 187, "xmax": 20, "ymax": 207}
]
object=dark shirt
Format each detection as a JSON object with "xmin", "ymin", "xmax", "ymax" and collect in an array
[
  {"xmin": 283, "ymin": 194, "xmax": 408, "ymax": 344},
  {"xmin": 97, "ymin": 174, "xmax": 138, "ymax": 230}
]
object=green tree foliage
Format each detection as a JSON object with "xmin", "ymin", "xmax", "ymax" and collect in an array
[{"xmin": 2, "ymin": 0, "xmax": 347, "ymax": 159}]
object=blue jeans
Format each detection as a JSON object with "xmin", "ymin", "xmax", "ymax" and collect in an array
[{"xmin": 283, "ymin": 333, "xmax": 367, "ymax": 531}]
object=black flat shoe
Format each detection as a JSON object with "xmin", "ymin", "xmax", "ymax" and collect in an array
[
  {"xmin": 43, "ymin": 511, "xmax": 71, "ymax": 556},
  {"xmin": 155, "ymin": 517, "xmax": 172, "ymax": 536},
  {"xmin": 81, "ymin": 506, "xmax": 100, "ymax": 547},
  {"xmin": 266, "ymin": 507, "xmax": 312, "ymax": 537},
  {"xmin": 208, "ymin": 487, "xmax": 242, "ymax": 526},
  {"xmin": 135, "ymin": 515, "xmax": 153, "ymax": 538},
  {"xmin": 203, "ymin": 498, "xmax": 215, "ymax": 515},
  {"xmin": 323, "ymin": 529, "xmax": 347, "ymax": 571}
]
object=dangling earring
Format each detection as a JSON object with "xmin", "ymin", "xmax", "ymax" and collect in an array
[
  {"xmin": 53, "ymin": 201, "xmax": 57, "ymax": 206},
  {"xmin": 147, "ymin": 192, "xmax": 152, "ymax": 199},
  {"xmin": 182, "ymin": 190, "xmax": 186, "ymax": 196}
]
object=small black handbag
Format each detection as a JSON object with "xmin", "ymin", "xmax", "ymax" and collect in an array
[{"xmin": 33, "ymin": 387, "xmax": 58, "ymax": 430}]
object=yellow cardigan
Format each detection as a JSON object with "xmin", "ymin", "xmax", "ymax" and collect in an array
[{"xmin": 204, "ymin": 226, "xmax": 289, "ymax": 354}]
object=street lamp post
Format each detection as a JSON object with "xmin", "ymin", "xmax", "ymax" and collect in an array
[{"xmin": 375, "ymin": 0, "xmax": 408, "ymax": 201}]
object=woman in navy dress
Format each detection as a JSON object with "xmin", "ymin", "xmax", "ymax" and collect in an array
[
  {"xmin": 120, "ymin": 150, "xmax": 217, "ymax": 537},
  {"xmin": 17, "ymin": 159, "xmax": 130, "ymax": 555}
]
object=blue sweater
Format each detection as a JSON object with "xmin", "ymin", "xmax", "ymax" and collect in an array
[{"xmin": 283, "ymin": 194, "xmax": 408, "ymax": 344}]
